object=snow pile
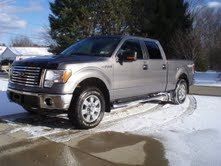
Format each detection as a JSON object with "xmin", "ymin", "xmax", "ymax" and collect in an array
[{"xmin": 194, "ymin": 71, "xmax": 221, "ymax": 87}]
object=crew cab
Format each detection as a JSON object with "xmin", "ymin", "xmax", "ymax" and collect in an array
[{"xmin": 7, "ymin": 36, "xmax": 194, "ymax": 129}]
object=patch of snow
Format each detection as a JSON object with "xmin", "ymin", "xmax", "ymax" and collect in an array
[
  {"xmin": 0, "ymin": 92, "xmax": 25, "ymax": 116},
  {"xmin": 0, "ymin": 77, "xmax": 25, "ymax": 116},
  {"xmin": 0, "ymin": 78, "xmax": 8, "ymax": 91},
  {"xmin": 97, "ymin": 95, "xmax": 221, "ymax": 165},
  {"xmin": 0, "ymin": 46, "xmax": 7, "ymax": 56},
  {"xmin": 10, "ymin": 126, "xmax": 64, "ymax": 138},
  {"xmin": 102, "ymin": 97, "xmax": 163, "ymax": 124},
  {"xmin": 9, "ymin": 47, "xmax": 52, "ymax": 56}
]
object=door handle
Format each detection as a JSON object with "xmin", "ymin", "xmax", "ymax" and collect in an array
[
  {"xmin": 162, "ymin": 64, "xmax": 167, "ymax": 70},
  {"xmin": 143, "ymin": 64, "xmax": 148, "ymax": 70}
]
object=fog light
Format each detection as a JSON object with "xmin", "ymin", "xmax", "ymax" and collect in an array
[{"xmin": 44, "ymin": 98, "xmax": 53, "ymax": 106}]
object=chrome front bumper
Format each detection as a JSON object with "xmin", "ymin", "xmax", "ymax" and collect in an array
[{"xmin": 7, "ymin": 88, "xmax": 73, "ymax": 110}]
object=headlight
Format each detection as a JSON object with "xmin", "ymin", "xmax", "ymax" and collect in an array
[{"xmin": 44, "ymin": 70, "xmax": 72, "ymax": 88}]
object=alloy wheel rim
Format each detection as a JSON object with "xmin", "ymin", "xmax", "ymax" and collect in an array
[
  {"xmin": 178, "ymin": 83, "xmax": 187, "ymax": 101},
  {"xmin": 81, "ymin": 95, "xmax": 101, "ymax": 123}
]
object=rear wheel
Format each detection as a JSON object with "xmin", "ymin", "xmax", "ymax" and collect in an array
[
  {"xmin": 172, "ymin": 79, "xmax": 188, "ymax": 104},
  {"xmin": 68, "ymin": 87, "xmax": 105, "ymax": 129}
]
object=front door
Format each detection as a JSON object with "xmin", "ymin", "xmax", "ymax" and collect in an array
[{"xmin": 113, "ymin": 39, "xmax": 148, "ymax": 99}]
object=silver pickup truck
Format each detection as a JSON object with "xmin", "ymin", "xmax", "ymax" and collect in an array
[{"xmin": 7, "ymin": 36, "xmax": 194, "ymax": 128}]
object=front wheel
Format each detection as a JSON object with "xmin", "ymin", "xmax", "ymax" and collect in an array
[
  {"xmin": 68, "ymin": 87, "xmax": 105, "ymax": 129},
  {"xmin": 172, "ymin": 79, "xmax": 188, "ymax": 104}
]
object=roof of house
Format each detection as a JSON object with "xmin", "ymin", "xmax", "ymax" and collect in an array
[
  {"xmin": 0, "ymin": 46, "xmax": 7, "ymax": 55},
  {"xmin": 7, "ymin": 47, "xmax": 52, "ymax": 56}
]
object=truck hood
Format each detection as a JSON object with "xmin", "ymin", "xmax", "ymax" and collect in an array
[{"xmin": 12, "ymin": 55, "xmax": 109, "ymax": 69}]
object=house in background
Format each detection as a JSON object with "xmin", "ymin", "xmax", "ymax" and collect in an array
[
  {"xmin": 0, "ymin": 46, "xmax": 7, "ymax": 61},
  {"xmin": 1, "ymin": 47, "xmax": 52, "ymax": 61}
]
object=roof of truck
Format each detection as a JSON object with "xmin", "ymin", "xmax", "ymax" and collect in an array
[{"xmin": 89, "ymin": 35, "xmax": 158, "ymax": 42}]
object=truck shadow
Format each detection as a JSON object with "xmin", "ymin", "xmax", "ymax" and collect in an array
[{"xmin": 1, "ymin": 98, "xmax": 171, "ymax": 130}]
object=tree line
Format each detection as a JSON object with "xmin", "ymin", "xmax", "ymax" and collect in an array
[
  {"xmin": 47, "ymin": 0, "xmax": 221, "ymax": 71},
  {"xmin": 48, "ymin": 0, "xmax": 192, "ymax": 55}
]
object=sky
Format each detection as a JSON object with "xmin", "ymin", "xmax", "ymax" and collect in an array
[
  {"xmin": 0, "ymin": 0, "xmax": 51, "ymax": 45},
  {"xmin": 0, "ymin": 0, "xmax": 221, "ymax": 46}
]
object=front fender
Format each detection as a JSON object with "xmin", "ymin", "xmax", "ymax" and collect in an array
[{"xmin": 63, "ymin": 67, "xmax": 112, "ymax": 95}]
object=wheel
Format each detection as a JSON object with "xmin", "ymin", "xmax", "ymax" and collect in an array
[
  {"xmin": 172, "ymin": 79, "xmax": 188, "ymax": 104},
  {"xmin": 68, "ymin": 87, "xmax": 105, "ymax": 129},
  {"xmin": 22, "ymin": 106, "xmax": 38, "ymax": 114}
]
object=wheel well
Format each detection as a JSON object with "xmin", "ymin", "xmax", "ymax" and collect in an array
[
  {"xmin": 73, "ymin": 78, "xmax": 111, "ymax": 112},
  {"xmin": 178, "ymin": 74, "xmax": 189, "ymax": 93}
]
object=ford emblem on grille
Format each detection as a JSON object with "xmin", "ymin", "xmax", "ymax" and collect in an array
[{"xmin": 18, "ymin": 72, "xmax": 26, "ymax": 77}]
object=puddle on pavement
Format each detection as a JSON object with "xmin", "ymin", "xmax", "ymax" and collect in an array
[
  {"xmin": 76, "ymin": 131, "xmax": 168, "ymax": 166},
  {"xmin": 0, "ymin": 131, "xmax": 168, "ymax": 166}
]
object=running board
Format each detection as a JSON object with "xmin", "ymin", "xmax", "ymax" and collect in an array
[{"xmin": 112, "ymin": 92, "xmax": 169, "ymax": 109}]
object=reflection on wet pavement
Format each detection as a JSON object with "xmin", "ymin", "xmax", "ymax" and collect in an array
[
  {"xmin": 0, "ymin": 138, "xmax": 113, "ymax": 166},
  {"xmin": 0, "ymin": 131, "xmax": 168, "ymax": 166},
  {"xmin": 74, "ymin": 132, "xmax": 168, "ymax": 166}
]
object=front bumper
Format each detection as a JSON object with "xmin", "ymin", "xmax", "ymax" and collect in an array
[{"xmin": 7, "ymin": 88, "xmax": 73, "ymax": 110}]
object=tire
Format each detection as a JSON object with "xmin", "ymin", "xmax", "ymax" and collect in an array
[
  {"xmin": 172, "ymin": 79, "xmax": 188, "ymax": 104},
  {"xmin": 68, "ymin": 87, "xmax": 105, "ymax": 129}
]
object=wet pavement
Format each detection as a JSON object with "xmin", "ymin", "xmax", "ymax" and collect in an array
[
  {"xmin": 190, "ymin": 85, "xmax": 221, "ymax": 96},
  {"xmin": 0, "ymin": 98, "xmax": 169, "ymax": 166},
  {"xmin": 0, "ymin": 131, "xmax": 168, "ymax": 166}
]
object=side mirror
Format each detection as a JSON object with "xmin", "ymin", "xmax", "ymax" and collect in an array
[{"xmin": 118, "ymin": 50, "xmax": 137, "ymax": 62}]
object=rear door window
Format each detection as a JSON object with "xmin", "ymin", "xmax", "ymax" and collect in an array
[{"xmin": 145, "ymin": 41, "xmax": 162, "ymax": 60}]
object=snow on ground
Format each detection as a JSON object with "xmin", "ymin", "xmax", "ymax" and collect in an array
[
  {"xmin": 98, "ymin": 95, "xmax": 221, "ymax": 166},
  {"xmin": 0, "ymin": 78, "xmax": 8, "ymax": 91},
  {"xmin": 194, "ymin": 71, "xmax": 221, "ymax": 87},
  {"xmin": 0, "ymin": 78, "xmax": 25, "ymax": 116}
]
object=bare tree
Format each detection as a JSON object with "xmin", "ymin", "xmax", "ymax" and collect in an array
[
  {"xmin": 41, "ymin": 26, "xmax": 57, "ymax": 47},
  {"xmin": 10, "ymin": 35, "xmax": 35, "ymax": 47},
  {"xmin": 194, "ymin": 7, "xmax": 221, "ymax": 70}
]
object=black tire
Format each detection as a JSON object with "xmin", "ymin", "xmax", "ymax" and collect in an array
[
  {"xmin": 172, "ymin": 79, "xmax": 188, "ymax": 104},
  {"xmin": 22, "ymin": 106, "xmax": 38, "ymax": 114},
  {"xmin": 68, "ymin": 87, "xmax": 105, "ymax": 129}
]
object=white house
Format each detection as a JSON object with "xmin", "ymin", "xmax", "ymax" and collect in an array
[
  {"xmin": 1, "ymin": 47, "xmax": 52, "ymax": 61},
  {"xmin": 0, "ymin": 46, "xmax": 7, "ymax": 61}
]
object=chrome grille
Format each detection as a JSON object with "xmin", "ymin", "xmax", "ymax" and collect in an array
[{"xmin": 11, "ymin": 66, "xmax": 42, "ymax": 87}]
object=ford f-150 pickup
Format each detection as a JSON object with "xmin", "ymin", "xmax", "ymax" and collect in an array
[{"xmin": 7, "ymin": 36, "xmax": 194, "ymax": 129}]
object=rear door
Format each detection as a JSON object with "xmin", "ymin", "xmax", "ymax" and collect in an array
[
  {"xmin": 143, "ymin": 40, "xmax": 167, "ymax": 93},
  {"xmin": 113, "ymin": 39, "xmax": 149, "ymax": 99}
]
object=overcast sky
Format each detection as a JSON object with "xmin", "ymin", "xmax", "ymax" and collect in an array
[{"xmin": 0, "ymin": 0, "xmax": 221, "ymax": 46}]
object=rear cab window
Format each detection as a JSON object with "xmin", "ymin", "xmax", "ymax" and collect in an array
[{"xmin": 144, "ymin": 41, "xmax": 162, "ymax": 60}]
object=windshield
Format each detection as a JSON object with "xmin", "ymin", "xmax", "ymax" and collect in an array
[{"xmin": 60, "ymin": 37, "xmax": 121, "ymax": 57}]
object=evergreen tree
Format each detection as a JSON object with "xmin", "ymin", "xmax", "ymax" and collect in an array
[
  {"xmin": 130, "ymin": 0, "xmax": 192, "ymax": 54},
  {"xmin": 49, "ymin": 0, "xmax": 130, "ymax": 53},
  {"xmin": 49, "ymin": 0, "xmax": 96, "ymax": 53},
  {"xmin": 49, "ymin": 0, "xmax": 192, "ymax": 54}
]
